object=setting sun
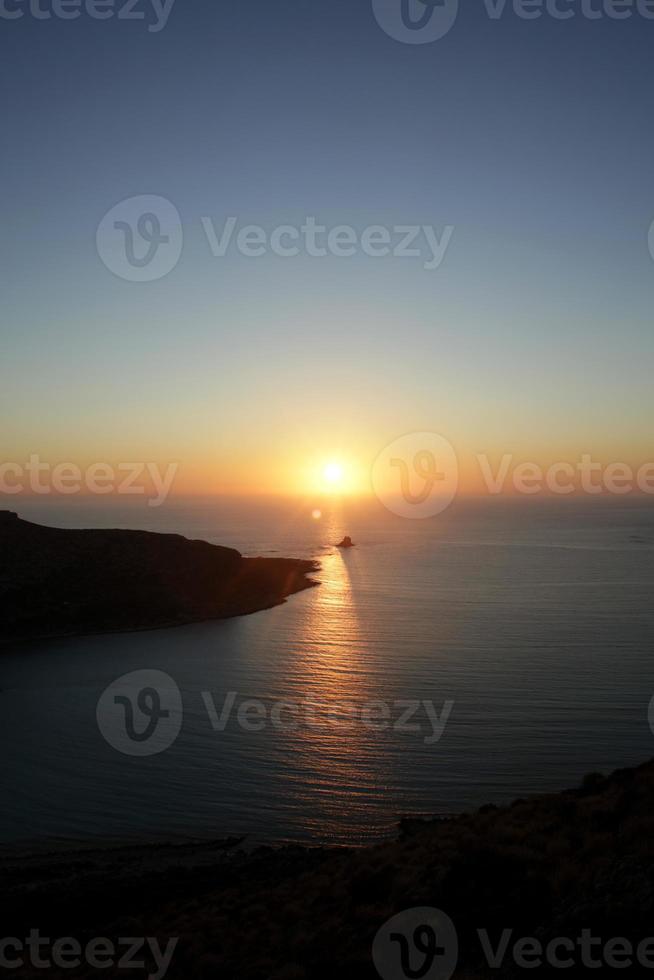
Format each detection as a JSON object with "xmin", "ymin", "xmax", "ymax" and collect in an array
[
  {"xmin": 296, "ymin": 455, "xmax": 366, "ymax": 496},
  {"xmin": 323, "ymin": 462, "xmax": 344, "ymax": 485}
]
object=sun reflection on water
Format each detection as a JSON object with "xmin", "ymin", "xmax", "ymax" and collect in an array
[{"xmin": 278, "ymin": 516, "xmax": 389, "ymax": 840}]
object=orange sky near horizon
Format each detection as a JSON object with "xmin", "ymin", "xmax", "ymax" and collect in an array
[{"xmin": 4, "ymin": 435, "xmax": 654, "ymax": 503}]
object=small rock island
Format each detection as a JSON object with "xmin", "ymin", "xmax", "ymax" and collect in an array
[
  {"xmin": 336, "ymin": 535, "xmax": 355, "ymax": 548},
  {"xmin": 0, "ymin": 511, "xmax": 319, "ymax": 643}
]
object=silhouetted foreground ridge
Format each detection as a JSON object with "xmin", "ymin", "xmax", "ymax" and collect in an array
[{"xmin": 4, "ymin": 759, "xmax": 654, "ymax": 977}]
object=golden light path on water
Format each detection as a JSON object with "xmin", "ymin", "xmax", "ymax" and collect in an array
[{"xmin": 257, "ymin": 499, "xmax": 393, "ymax": 841}]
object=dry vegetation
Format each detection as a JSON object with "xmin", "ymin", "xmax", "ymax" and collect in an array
[{"xmin": 4, "ymin": 760, "xmax": 654, "ymax": 977}]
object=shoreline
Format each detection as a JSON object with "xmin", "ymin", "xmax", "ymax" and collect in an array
[
  {"xmin": 0, "ymin": 510, "xmax": 320, "ymax": 645},
  {"xmin": 1, "ymin": 755, "xmax": 650, "ymax": 866},
  {"xmin": 0, "ymin": 574, "xmax": 319, "ymax": 649},
  {"xmin": 3, "ymin": 758, "xmax": 654, "ymax": 977}
]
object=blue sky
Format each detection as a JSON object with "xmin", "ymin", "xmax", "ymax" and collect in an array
[{"xmin": 2, "ymin": 0, "xmax": 653, "ymax": 490}]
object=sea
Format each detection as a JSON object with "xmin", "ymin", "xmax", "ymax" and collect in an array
[{"xmin": 1, "ymin": 495, "xmax": 653, "ymax": 847}]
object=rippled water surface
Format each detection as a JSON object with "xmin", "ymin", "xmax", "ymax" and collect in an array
[{"xmin": 2, "ymin": 496, "xmax": 654, "ymax": 845}]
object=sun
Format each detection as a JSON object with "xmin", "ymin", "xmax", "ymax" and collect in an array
[
  {"xmin": 299, "ymin": 455, "xmax": 363, "ymax": 496},
  {"xmin": 323, "ymin": 461, "xmax": 344, "ymax": 485}
]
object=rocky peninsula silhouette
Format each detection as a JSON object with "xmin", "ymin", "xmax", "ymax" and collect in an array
[{"xmin": 0, "ymin": 511, "xmax": 319, "ymax": 643}]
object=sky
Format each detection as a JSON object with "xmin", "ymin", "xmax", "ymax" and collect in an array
[{"xmin": 2, "ymin": 0, "xmax": 654, "ymax": 497}]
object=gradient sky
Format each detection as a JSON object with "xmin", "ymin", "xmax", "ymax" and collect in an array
[{"xmin": 2, "ymin": 1, "xmax": 653, "ymax": 495}]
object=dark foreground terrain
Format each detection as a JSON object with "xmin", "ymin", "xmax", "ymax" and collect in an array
[
  {"xmin": 0, "ymin": 511, "xmax": 318, "ymax": 642},
  {"xmin": 3, "ymin": 759, "xmax": 654, "ymax": 977}
]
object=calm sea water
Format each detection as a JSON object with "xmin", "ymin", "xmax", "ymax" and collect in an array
[{"xmin": 2, "ymin": 496, "xmax": 654, "ymax": 846}]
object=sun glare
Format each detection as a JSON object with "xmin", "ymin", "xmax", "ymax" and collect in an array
[
  {"xmin": 323, "ymin": 462, "xmax": 344, "ymax": 485},
  {"xmin": 299, "ymin": 455, "xmax": 364, "ymax": 496}
]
